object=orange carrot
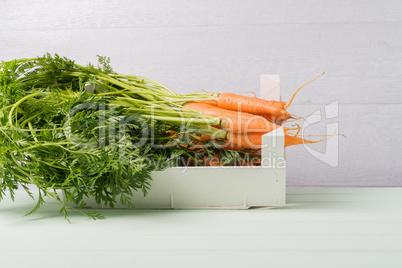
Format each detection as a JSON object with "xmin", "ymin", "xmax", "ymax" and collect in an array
[
  {"xmin": 199, "ymin": 134, "xmax": 215, "ymax": 141},
  {"xmin": 227, "ymin": 131, "xmax": 333, "ymax": 149},
  {"xmin": 217, "ymin": 93, "xmax": 291, "ymax": 123},
  {"xmin": 204, "ymin": 109, "xmax": 278, "ymax": 133},
  {"xmin": 165, "ymin": 131, "xmax": 205, "ymax": 151},
  {"xmin": 166, "ymin": 130, "xmax": 177, "ymax": 137},
  {"xmin": 184, "ymin": 102, "xmax": 282, "ymax": 133},
  {"xmin": 179, "ymin": 140, "xmax": 205, "ymax": 151},
  {"xmin": 200, "ymin": 134, "xmax": 245, "ymax": 151},
  {"xmin": 226, "ymin": 132, "xmax": 263, "ymax": 149},
  {"xmin": 197, "ymin": 100, "xmax": 219, "ymax": 107},
  {"xmin": 216, "ymin": 72, "xmax": 325, "ymax": 123},
  {"xmin": 284, "ymin": 134, "xmax": 333, "ymax": 147},
  {"xmin": 184, "ymin": 102, "xmax": 217, "ymax": 112}
]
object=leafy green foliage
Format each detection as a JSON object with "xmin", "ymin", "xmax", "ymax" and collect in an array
[{"xmin": 0, "ymin": 54, "xmax": 250, "ymax": 221}]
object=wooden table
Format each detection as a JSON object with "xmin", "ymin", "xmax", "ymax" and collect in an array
[{"xmin": 1, "ymin": 188, "xmax": 401, "ymax": 267}]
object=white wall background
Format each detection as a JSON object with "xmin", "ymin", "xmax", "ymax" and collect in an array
[{"xmin": 1, "ymin": 0, "xmax": 401, "ymax": 187}]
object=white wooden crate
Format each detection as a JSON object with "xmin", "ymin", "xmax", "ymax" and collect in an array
[{"xmin": 73, "ymin": 75, "xmax": 286, "ymax": 209}]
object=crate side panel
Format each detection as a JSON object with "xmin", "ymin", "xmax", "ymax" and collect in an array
[{"xmin": 125, "ymin": 167, "xmax": 286, "ymax": 209}]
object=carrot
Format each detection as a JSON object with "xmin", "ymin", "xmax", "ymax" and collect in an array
[
  {"xmin": 216, "ymin": 73, "xmax": 325, "ymax": 123},
  {"xmin": 200, "ymin": 135, "xmax": 261, "ymax": 167},
  {"xmin": 196, "ymin": 100, "xmax": 218, "ymax": 107},
  {"xmin": 284, "ymin": 134, "xmax": 335, "ymax": 147},
  {"xmin": 166, "ymin": 130, "xmax": 177, "ymax": 137},
  {"xmin": 204, "ymin": 109, "xmax": 278, "ymax": 133},
  {"xmin": 226, "ymin": 132, "xmax": 262, "ymax": 149},
  {"xmin": 199, "ymin": 134, "xmax": 215, "ymax": 141},
  {"xmin": 164, "ymin": 130, "xmax": 205, "ymax": 152},
  {"xmin": 227, "ymin": 131, "xmax": 334, "ymax": 149},
  {"xmin": 184, "ymin": 102, "xmax": 282, "ymax": 133},
  {"xmin": 200, "ymin": 135, "xmax": 255, "ymax": 167},
  {"xmin": 180, "ymin": 139, "xmax": 205, "ymax": 151},
  {"xmin": 217, "ymin": 93, "xmax": 291, "ymax": 123},
  {"xmin": 200, "ymin": 134, "xmax": 245, "ymax": 151},
  {"xmin": 184, "ymin": 102, "xmax": 217, "ymax": 112}
]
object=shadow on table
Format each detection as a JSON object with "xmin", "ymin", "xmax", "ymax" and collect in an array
[
  {"xmin": 1, "ymin": 192, "xmax": 362, "ymax": 223},
  {"xmin": 0, "ymin": 201, "xmax": 206, "ymax": 223}
]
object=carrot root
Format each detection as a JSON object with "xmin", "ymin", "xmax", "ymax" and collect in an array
[
  {"xmin": 285, "ymin": 130, "xmax": 336, "ymax": 147},
  {"xmin": 284, "ymin": 72, "xmax": 325, "ymax": 109}
]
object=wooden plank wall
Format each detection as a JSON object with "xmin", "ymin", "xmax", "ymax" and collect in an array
[{"xmin": 1, "ymin": 0, "xmax": 401, "ymax": 186}]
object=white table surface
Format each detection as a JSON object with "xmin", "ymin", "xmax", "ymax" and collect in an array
[{"xmin": 1, "ymin": 188, "xmax": 401, "ymax": 268}]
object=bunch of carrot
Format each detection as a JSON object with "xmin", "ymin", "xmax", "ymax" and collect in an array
[
  {"xmin": 182, "ymin": 73, "xmax": 328, "ymax": 149},
  {"xmin": 165, "ymin": 72, "xmax": 332, "ymax": 166}
]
